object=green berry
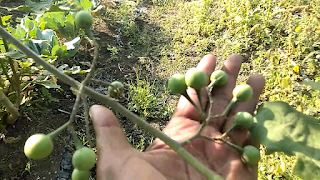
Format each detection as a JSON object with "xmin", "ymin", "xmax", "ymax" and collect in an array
[
  {"xmin": 210, "ymin": 70, "xmax": 228, "ymax": 86},
  {"xmin": 241, "ymin": 145, "xmax": 261, "ymax": 165},
  {"xmin": 234, "ymin": 112, "xmax": 253, "ymax": 129},
  {"xmin": 72, "ymin": 169, "xmax": 91, "ymax": 180},
  {"xmin": 168, "ymin": 74, "xmax": 187, "ymax": 94},
  {"xmin": 185, "ymin": 68, "xmax": 209, "ymax": 90},
  {"xmin": 108, "ymin": 81, "xmax": 124, "ymax": 98},
  {"xmin": 24, "ymin": 134, "xmax": 53, "ymax": 160},
  {"xmin": 232, "ymin": 84, "xmax": 253, "ymax": 101},
  {"xmin": 72, "ymin": 147, "xmax": 96, "ymax": 171},
  {"xmin": 75, "ymin": 11, "xmax": 93, "ymax": 29}
]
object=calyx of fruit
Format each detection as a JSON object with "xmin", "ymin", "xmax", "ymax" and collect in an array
[{"xmin": 210, "ymin": 70, "xmax": 228, "ymax": 86}]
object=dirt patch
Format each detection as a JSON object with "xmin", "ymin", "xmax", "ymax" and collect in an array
[{"xmin": 0, "ymin": 86, "xmax": 74, "ymax": 180}]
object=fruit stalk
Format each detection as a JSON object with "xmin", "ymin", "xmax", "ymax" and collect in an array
[
  {"xmin": 221, "ymin": 98, "xmax": 237, "ymax": 117},
  {"xmin": 48, "ymin": 121, "xmax": 71, "ymax": 140},
  {"xmin": 182, "ymin": 92, "xmax": 206, "ymax": 120},
  {"xmin": 220, "ymin": 124, "xmax": 237, "ymax": 139}
]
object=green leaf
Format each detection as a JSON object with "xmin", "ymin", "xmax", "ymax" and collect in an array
[
  {"xmin": 51, "ymin": 45, "xmax": 62, "ymax": 57},
  {"xmin": 302, "ymin": 80, "xmax": 320, "ymax": 91},
  {"xmin": 5, "ymin": 50, "xmax": 26, "ymax": 59},
  {"xmin": 1, "ymin": 15, "xmax": 12, "ymax": 26},
  {"xmin": 36, "ymin": 81, "xmax": 60, "ymax": 89},
  {"xmin": 14, "ymin": 25, "xmax": 27, "ymax": 39},
  {"xmin": 64, "ymin": 37, "xmax": 80, "ymax": 50},
  {"xmin": 250, "ymin": 101, "xmax": 320, "ymax": 179},
  {"xmin": 80, "ymin": 0, "xmax": 93, "ymax": 11},
  {"xmin": 293, "ymin": 153, "xmax": 320, "ymax": 179}
]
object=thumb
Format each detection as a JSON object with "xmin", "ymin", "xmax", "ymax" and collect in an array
[{"xmin": 89, "ymin": 105, "xmax": 134, "ymax": 158}]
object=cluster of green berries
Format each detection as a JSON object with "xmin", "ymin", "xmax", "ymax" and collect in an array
[
  {"xmin": 168, "ymin": 68, "xmax": 260, "ymax": 165},
  {"xmin": 24, "ymin": 134, "xmax": 96, "ymax": 180}
]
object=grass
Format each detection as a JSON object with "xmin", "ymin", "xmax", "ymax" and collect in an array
[{"xmin": 101, "ymin": 0, "xmax": 319, "ymax": 179}]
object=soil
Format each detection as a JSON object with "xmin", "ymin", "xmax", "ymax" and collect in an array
[{"xmin": 0, "ymin": 1, "xmax": 167, "ymax": 179}]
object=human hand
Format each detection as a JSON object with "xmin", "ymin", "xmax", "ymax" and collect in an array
[{"xmin": 89, "ymin": 54, "xmax": 265, "ymax": 180}]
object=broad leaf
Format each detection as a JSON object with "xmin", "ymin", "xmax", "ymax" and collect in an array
[
  {"xmin": 36, "ymin": 81, "xmax": 60, "ymax": 89},
  {"xmin": 303, "ymin": 80, "xmax": 320, "ymax": 91},
  {"xmin": 293, "ymin": 153, "xmax": 320, "ymax": 179},
  {"xmin": 250, "ymin": 101, "xmax": 320, "ymax": 179}
]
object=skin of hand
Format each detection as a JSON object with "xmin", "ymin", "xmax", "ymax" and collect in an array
[{"xmin": 89, "ymin": 54, "xmax": 265, "ymax": 180}]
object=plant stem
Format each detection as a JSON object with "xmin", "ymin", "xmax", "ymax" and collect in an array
[
  {"xmin": 196, "ymin": 89, "xmax": 204, "ymax": 112},
  {"xmin": 222, "ymin": 97, "xmax": 237, "ymax": 117},
  {"xmin": 201, "ymin": 135, "xmax": 244, "ymax": 153},
  {"xmin": 215, "ymin": 137, "xmax": 244, "ymax": 153},
  {"xmin": 182, "ymin": 92, "xmax": 205, "ymax": 121},
  {"xmin": 0, "ymin": 26, "xmax": 222, "ymax": 180},
  {"xmin": 71, "ymin": 128, "xmax": 84, "ymax": 150},
  {"xmin": 207, "ymin": 80, "xmax": 217, "ymax": 89},
  {"xmin": 0, "ymin": 16, "xmax": 21, "ymax": 108},
  {"xmin": 82, "ymin": 94, "xmax": 93, "ymax": 148},
  {"xmin": 220, "ymin": 124, "xmax": 236, "ymax": 139},
  {"xmin": 0, "ymin": 89, "xmax": 19, "ymax": 124},
  {"xmin": 48, "ymin": 121, "xmax": 71, "ymax": 139}
]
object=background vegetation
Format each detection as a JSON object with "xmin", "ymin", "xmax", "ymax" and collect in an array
[
  {"xmin": 103, "ymin": 0, "xmax": 319, "ymax": 179},
  {"xmin": 1, "ymin": 0, "xmax": 319, "ymax": 179}
]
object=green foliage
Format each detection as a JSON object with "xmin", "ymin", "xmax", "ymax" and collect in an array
[
  {"xmin": 251, "ymin": 101, "xmax": 320, "ymax": 179},
  {"xmin": 145, "ymin": 1, "xmax": 319, "ymax": 177},
  {"xmin": 127, "ymin": 73, "xmax": 173, "ymax": 120},
  {"xmin": 0, "ymin": 1, "xmax": 94, "ymax": 131}
]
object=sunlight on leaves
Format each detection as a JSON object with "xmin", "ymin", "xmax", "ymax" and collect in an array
[{"xmin": 250, "ymin": 101, "xmax": 320, "ymax": 179}]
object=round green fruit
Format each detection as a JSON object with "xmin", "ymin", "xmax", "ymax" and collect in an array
[
  {"xmin": 232, "ymin": 84, "xmax": 253, "ymax": 101},
  {"xmin": 108, "ymin": 81, "xmax": 124, "ymax": 98},
  {"xmin": 234, "ymin": 112, "xmax": 253, "ymax": 129},
  {"xmin": 24, "ymin": 134, "xmax": 53, "ymax": 160},
  {"xmin": 72, "ymin": 169, "xmax": 91, "ymax": 180},
  {"xmin": 72, "ymin": 147, "xmax": 96, "ymax": 171},
  {"xmin": 241, "ymin": 145, "xmax": 260, "ymax": 165},
  {"xmin": 210, "ymin": 70, "xmax": 228, "ymax": 86},
  {"xmin": 185, "ymin": 68, "xmax": 209, "ymax": 90},
  {"xmin": 75, "ymin": 11, "xmax": 93, "ymax": 29},
  {"xmin": 168, "ymin": 74, "xmax": 187, "ymax": 94}
]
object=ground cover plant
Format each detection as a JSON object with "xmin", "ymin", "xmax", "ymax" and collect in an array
[{"xmin": 0, "ymin": 0, "xmax": 319, "ymax": 179}]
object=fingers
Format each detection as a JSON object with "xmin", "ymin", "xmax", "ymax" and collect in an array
[
  {"xmin": 223, "ymin": 74, "xmax": 265, "ymax": 146},
  {"xmin": 172, "ymin": 54, "xmax": 216, "ymax": 121},
  {"xmin": 207, "ymin": 54, "xmax": 244, "ymax": 130},
  {"xmin": 90, "ymin": 105, "xmax": 135, "ymax": 159}
]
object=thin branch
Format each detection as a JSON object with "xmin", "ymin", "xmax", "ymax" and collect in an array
[
  {"xmin": 82, "ymin": 94, "xmax": 93, "ymax": 148},
  {"xmin": 57, "ymin": 109, "xmax": 85, "ymax": 119}
]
